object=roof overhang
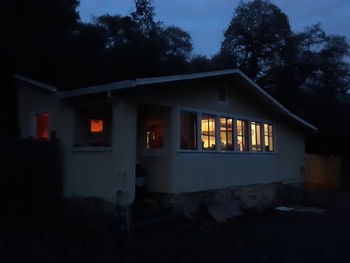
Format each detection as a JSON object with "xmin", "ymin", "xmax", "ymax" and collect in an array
[
  {"xmin": 15, "ymin": 69, "xmax": 318, "ymax": 132},
  {"xmin": 14, "ymin": 74, "xmax": 58, "ymax": 93}
]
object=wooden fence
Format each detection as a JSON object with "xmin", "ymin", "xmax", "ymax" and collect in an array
[{"xmin": 305, "ymin": 154, "xmax": 342, "ymax": 193}]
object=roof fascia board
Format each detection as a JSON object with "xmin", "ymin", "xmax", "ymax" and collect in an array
[
  {"xmin": 58, "ymin": 80, "xmax": 136, "ymax": 98},
  {"xmin": 135, "ymin": 69, "xmax": 238, "ymax": 86},
  {"xmin": 14, "ymin": 74, "xmax": 57, "ymax": 93},
  {"xmin": 235, "ymin": 69, "xmax": 318, "ymax": 132}
]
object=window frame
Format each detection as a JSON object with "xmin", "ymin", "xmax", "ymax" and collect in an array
[
  {"xmin": 200, "ymin": 113, "xmax": 217, "ymax": 151},
  {"xmin": 263, "ymin": 123, "xmax": 275, "ymax": 152},
  {"xmin": 179, "ymin": 110, "xmax": 199, "ymax": 150},
  {"xmin": 250, "ymin": 121, "xmax": 263, "ymax": 152},
  {"xmin": 236, "ymin": 119, "xmax": 250, "ymax": 152},
  {"xmin": 73, "ymin": 103, "xmax": 113, "ymax": 148},
  {"xmin": 177, "ymin": 107, "xmax": 276, "ymax": 154},
  {"xmin": 219, "ymin": 116, "xmax": 235, "ymax": 151}
]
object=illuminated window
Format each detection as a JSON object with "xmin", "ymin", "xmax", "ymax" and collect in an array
[
  {"xmin": 74, "ymin": 104, "xmax": 112, "ymax": 147},
  {"xmin": 236, "ymin": 120, "xmax": 249, "ymax": 151},
  {"xmin": 220, "ymin": 117, "xmax": 234, "ymax": 151},
  {"xmin": 146, "ymin": 120, "xmax": 164, "ymax": 149},
  {"xmin": 180, "ymin": 111, "xmax": 197, "ymax": 150},
  {"xmin": 264, "ymin": 124, "xmax": 274, "ymax": 152},
  {"xmin": 36, "ymin": 113, "xmax": 49, "ymax": 139},
  {"xmin": 251, "ymin": 121, "xmax": 262, "ymax": 152},
  {"xmin": 90, "ymin": 119, "xmax": 103, "ymax": 133},
  {"xmin": 201, "ymin": 114, "xmax": 216, "ymax": 150}
]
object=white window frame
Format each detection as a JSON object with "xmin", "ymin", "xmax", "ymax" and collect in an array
[
  {"xmin": 219, "ymin": 116, "xmax": 235, "ymax": 152},
  {"xmin": 177, "ymin": 106, "xmax": 276, "ymax": 154},
  {"xmin": 263, "ymin": 122, "xmax": 275, "ymax": 152},
  {"xmin": 200, "ymin": 113, "xmax": 217, "ymax": 151},
  {"xmin": 250, "ymin": 121, "xmax": 263, "ymax": 152}
]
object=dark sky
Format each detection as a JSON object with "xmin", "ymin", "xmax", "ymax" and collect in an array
[{"xmin": 78, "ymin": 0, "xmax": 350, "ymax": 57}]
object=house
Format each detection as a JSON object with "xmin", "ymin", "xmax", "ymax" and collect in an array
[{"xmin": 15, "ymin": 69, "xmax": 317, "ymax": 212}]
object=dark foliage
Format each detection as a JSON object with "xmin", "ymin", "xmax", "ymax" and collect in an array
[
  {"xmin": 218, "ymin": 0, "xmax": 350, "ymax": 155},
  {"xmin": 2, "ymin": 0, "xmax": 350, "ymax": 154}
]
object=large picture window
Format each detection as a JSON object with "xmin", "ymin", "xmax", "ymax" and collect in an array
[
  {"xmin": 180, "ymin": 111, "xmax": 197, "ymax": 150},
  {"xmin": 251, "ymin": 121, "xmax": 262, "ymax": 152},
  {"xmin": 264, "ymin": 124, "xmax": 274, "ymax": 152},
  {"xmin": 201, "ymin": 114, "xmax": 216, "ymax": 150},
  {"xmin": 179, "ymin": 108, "xmax": 275, "ymax": 153},
  {"xmin": 236, "ymin": 120, "xmax": 249, "ymax": 151},
  {"xmin": 220, "ymin": 117, "xmax": 234, "ymax": 151}
]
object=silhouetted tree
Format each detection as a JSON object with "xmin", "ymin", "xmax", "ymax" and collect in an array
[
  {"xmin": 220, "ymin": 0, "xmax": 292, "ymax": 84},
  {"xmin": 131, "ymin": 0, "xmax": 162, "ymax": 37},
  {"xmin": 216, "ymin": 0, "xmax": 350, "ymax": 154},
  {"xmin": 1, "ymin": 0, "xmax": 80, "ymax": 84}
]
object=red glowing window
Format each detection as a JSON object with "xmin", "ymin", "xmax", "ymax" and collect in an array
[
  {"xmin": 146, "ymin": 120, "xmax": 164, "ymax": 149},
  {"xmin": 36, "ymin": 113, "xmax": 49, "ymax": 139},
  {"xmin": 90, "ymin": 119, "xmax": 104, "ymax": 133}
]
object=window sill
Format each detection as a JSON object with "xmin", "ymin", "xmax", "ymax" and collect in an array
[
  {"xmin": 142, "ymin": 149, "xmax": 167, "ymax": 156},
  {"xmin": 72, "ymin": 146, "xmax": 112, "ymax": 152}
]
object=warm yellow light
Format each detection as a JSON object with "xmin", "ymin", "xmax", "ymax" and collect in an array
[
  {"xmin": 201, "ymin": 115, "xmax": 216, "ymax": 149},
  {"xmin": 91, "ymin": 119, "xmax": 103, "ymax": 133}
]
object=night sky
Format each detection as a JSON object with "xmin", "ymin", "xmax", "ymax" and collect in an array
[{"xmin": 78, "ymin": 0, "xmax": 350, "ymax": 57}]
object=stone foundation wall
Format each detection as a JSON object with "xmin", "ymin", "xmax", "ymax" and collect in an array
[
  {"xmin": 156, "ymin": 182, "xmax": 303, "ymax": 217},
  {"xmin": 61, "ymin": 182, "xmax": 304, "ymax": 227}
]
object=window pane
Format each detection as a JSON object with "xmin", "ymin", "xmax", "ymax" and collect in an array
[
  {"xmin": 36, "ymin": 113, "xmax": 49, "ymax": 139},
  {"xmin": 256, "ymin": 123, "xmax": 261, "ymax": 151},
  {"xmin": 180, "ymin": 112, "xmax": 197, "ymax": 150},
  {"xmin": 220, "ymin": 117, "xmax": 234, "ymax": 151},
  {"xmin": 90, "ymin": 119, "xmax": 103, "ymax": 133},
  {"xmin": 237, "ymin": 120, "xmax": 243, "ymax": 136},
  {"xmin": 237, "ymin": 120, "xmax": 249, "ymax": 151},
  {"xmin": 264, "ymin": 124, "xmax": 269, "ymax": 136},
  {"xmin": 251, "ymin": 122, "xmax": 256, "ymax": 150},
  {"xmin": 269, "ymin": 136, "xmax": 274, "ymax": 151},
  {"xmin": 264, "ymin": 124, "xmax": 274, "ymax": 152},
  {"xmin": 201, "ymin": 118, "xmax": 209, "ymax": 135},
  {"xmin": 251, "ymin": 122, "xmax": 262, "ymax": 152},
  {"xmin": 209, "ymin": 118, "xmax": 215, "ymax": 136},
  {"xmin": 221, "ymin": 133, "xmax": 226, "ymax": 148},
  {"xmin": 201, "ymin": 135, "xmax": 209, "ymax": 148},
  {"xmin": 146, "ymin": 120, "xmax": 164, "ymax": 149},
  {"xmin": 201, "ymin": 115, "xmax": 216, "ymax": 150},
  {"xmin": 227, "ymin": 118, "xmax": 233, "ymax": 131}
]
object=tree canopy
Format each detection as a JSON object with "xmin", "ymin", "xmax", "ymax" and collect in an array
[
  {"xmin": 221, "ymin": 0, "xmax": 292, "ymax": 83},
  {"xmin": 3, "ymin": 0, "xmax": 350, "ymax": 154}
]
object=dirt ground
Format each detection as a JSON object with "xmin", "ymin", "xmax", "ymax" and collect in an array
[{"xmin": 2, "ymin": 188, "xmax": 350, "ymax": 263}]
